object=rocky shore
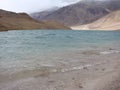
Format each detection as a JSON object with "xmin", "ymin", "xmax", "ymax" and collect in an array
[{"xmin": 0, "ymin": 51, "xmax": 120, "ymax": 90}]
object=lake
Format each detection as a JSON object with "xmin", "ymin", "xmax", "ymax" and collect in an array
[{"xmin": 0, "ymin": 30, "xmax": 120, "ymax": 76}]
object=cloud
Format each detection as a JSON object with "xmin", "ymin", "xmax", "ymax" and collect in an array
[
  {"xmin": 61, "ymin": 0, "xmax": 80, "ymax": 3},
  {"xmin": 0, "ymin": 0, "xmax": 81, "ymax": 13},
  {"xmin": 59, "ymin": 0, "xmax": 80, "ymax": 6},
  {"xmin": 0, "ymin": 0, "xmax": 54, "ymax": 12}
]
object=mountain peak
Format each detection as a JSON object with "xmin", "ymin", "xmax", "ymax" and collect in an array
[{"xmin": 31, "ymin": 0, "xmax": 120, "ymax": 26}]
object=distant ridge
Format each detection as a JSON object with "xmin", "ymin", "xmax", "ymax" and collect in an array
[
  {"xmin": 31, "ymin": 0, "xmax": 120, "ymax": 26},
  {"xmin": 0, "ymin": 9, "xmax": 71, "ymax": 31},
  {"xmin": 71, "ymin": 10, "xmax": 120, "ymax": 30},
  {"xmin": 30, "ymin": 7, "xmax": 59, "ymax": 21}
]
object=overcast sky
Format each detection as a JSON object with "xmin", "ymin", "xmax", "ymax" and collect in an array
[{"xmin": 0, "ymin": 0, "xmax": 80, "ymax": 13}]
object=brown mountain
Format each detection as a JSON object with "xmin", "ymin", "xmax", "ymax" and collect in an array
[
  {"xmin": 0, "ymin": 9, "xmax": 71, "ymax": 31},
  {"xmin": 71, "ymin": 10, "xmax": 120, "ymax": 30},
  {"xmin": 31, "ymin": 0, "xmax": 120, "ymax": 26}
]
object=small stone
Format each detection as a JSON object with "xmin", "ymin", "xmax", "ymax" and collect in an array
[
  {"xmin": 102, "ymin": 68, "xmax": 105, "ymax": 71},
  {"xmin": 109, "ymin": 48, "xmax": 114, "ymax": 50},
  {"xmin": 83, "ymin": 67, "xmax": 88, "ymax": 70},
  {"xmin": 79, "ymin": 85, "xmax": 83, "ymax": 88}
]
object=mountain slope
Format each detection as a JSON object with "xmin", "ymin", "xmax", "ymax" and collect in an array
[
  {"xmin": 0, "ymin": 9, "xmax": 70, "ymax": 31},
  {"xmin": 71, "ymin": 10, "xmax": 120, "ymax": 30},
  {"xmin": 31, "ymin": 0, "xmax": 120, "ymax": 26},
  {"xmin": 30, "ymin": 7, "xmax": 59, "ymax": 21}
]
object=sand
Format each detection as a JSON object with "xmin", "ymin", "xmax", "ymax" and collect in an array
[
  {"xmin": 0, "ymin": 52, "xmax": 120, "ymax": 90},
  {"xmin": 71, "ymin": 10, "xmax": 120, "ymax": 31}
]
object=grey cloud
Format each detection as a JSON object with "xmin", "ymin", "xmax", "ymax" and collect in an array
[
  {"xmin": 61, "ymin": 0, "xmax": 80, "ymax": 3},
  {"xmin": 0, "ymin": 0, "xmax": 81, "ymax": 13}
]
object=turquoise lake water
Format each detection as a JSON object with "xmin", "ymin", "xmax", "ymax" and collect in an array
[{"xmin": 0, "ymin": 30, "xmax": 120, "ymax": 74}]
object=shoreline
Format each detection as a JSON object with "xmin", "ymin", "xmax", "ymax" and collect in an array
[
  {"xmin": 71, "ymin": 27, "xmax": 120, "ymax": 31},
  {"xmin": 0, "ymin": 29, "xmax": 120, "ymax": 32},
  {"xmin": 72, "ymin": 29, "xmax": 120, "ymax": 31},
  {"xmin": 0, "ymin": 53, "xmax": 120, "ymax": 90}
]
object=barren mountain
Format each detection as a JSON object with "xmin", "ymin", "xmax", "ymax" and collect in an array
[
  {"xmin": 31, "ymin": 0, "xmax": 120, "ymax": 26},
  {"xmin": 71, "ymin": 10, "xmax": 120, "ymax": 30},
  {"xmin": 0, "ymin": 9, "xmax": 70, "ymax": 31},
  {"xmin": 30, "ymin": 7, "xmax": 59, "ymax": 21}
]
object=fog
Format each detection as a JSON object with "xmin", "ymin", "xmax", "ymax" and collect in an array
[{"xmin": 0, "ymin": 0, "xmax": 80, "ymax": 13}]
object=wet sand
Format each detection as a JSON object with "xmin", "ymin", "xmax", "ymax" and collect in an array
[{"xmin": 0, "ymin": 51, "xmax": 120, "ymax": 90}]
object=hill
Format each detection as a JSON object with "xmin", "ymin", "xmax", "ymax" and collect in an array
[
  {"xmin": 71, "ymin": 10, "xmax": 120, "ymax": 30},
  {"xmin": 0, "ymin": 9, "xmax": 70, "ymax": 31}
]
